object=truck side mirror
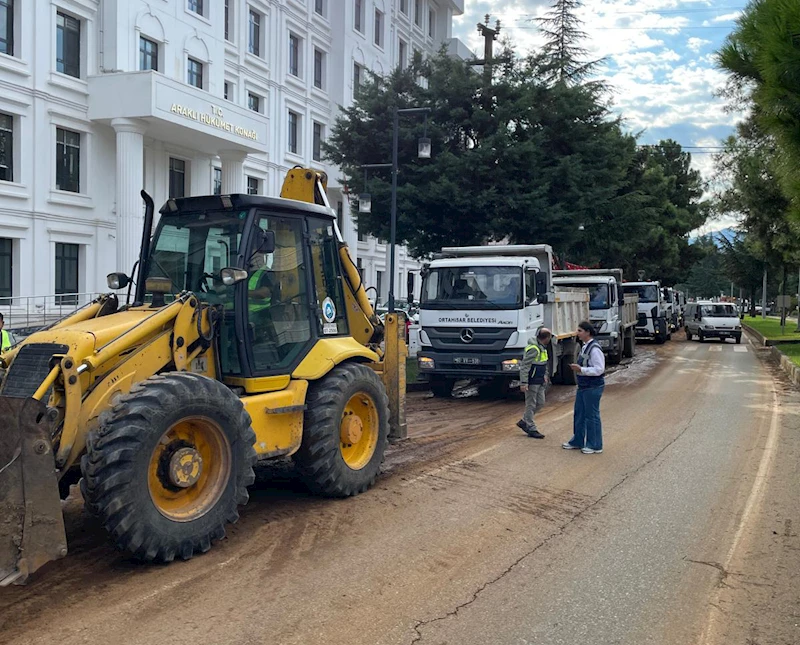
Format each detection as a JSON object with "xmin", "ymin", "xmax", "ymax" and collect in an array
[
  {"xmin": 535, "ymin": 272, "xmax": 547, "ymax": 297},
  {"xmin": 538, "ymin": 293, "xmax": 549, "ymax": 304},
  {"xmin": 617, "ymin": 285, "xmax": 624, "ymax": 303}
]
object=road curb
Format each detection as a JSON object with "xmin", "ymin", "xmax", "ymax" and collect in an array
[
  {"xmin": 742, "ymin": 323, "xmax": 767, "ymax": 346},
  {"xmin": 768, "ymin": 346, "xmax": 800, "ymax": 387}
]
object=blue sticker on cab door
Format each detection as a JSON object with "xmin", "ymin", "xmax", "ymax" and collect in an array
[{"xmin": 322, "ymin": 297, "xmax": 336, "ymax": 323}]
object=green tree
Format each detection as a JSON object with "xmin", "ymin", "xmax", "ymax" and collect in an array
[{"xmin": 536, "ymin": 0, "xmax": 602, "ymax": 85}]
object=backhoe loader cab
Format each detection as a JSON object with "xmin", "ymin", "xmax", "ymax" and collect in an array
[{"xmin": 0, "ymin": 172, "xmax": 405, "ymax": 585}]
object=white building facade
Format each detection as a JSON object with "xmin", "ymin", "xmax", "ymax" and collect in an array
[{"xmin": 0, "ymin": 0, "xmax": 466, "ymax": 319}]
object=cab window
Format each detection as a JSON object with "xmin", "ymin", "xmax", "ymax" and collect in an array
[
  {"xmin": 247, "ymin": 215, "xmax": 313, "ymax": 373},
  {"xmin": 308, "ymin": 219, "xmax": 348, "ymax": 335}
]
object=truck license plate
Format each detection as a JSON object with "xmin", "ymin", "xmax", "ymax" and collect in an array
[{"xmin": 453, "ymin": 357, "xmax": 481, "ymax": 365}]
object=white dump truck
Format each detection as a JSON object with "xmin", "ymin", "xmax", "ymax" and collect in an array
[
  {"xmin": 553, "ymin": 269, "xmax": 638, "ymax": 364},
  {"xmin": 417, "ymin": 245, "xmax": 589, "ymax": 397},
  {"xmin": 623, "ymin": 281, "xmax": 671, "ymax": 343}
]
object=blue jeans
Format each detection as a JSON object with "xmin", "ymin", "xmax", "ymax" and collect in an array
[{"xmin": 568, "ymin": 386, "xmax": 604, "ymax": 450}]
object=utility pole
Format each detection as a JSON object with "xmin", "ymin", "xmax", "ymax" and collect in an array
[{"xmin": 471, "ymin": 15, "xmax": 501, "ymax": 85}]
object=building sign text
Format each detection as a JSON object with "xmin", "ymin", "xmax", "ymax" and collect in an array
[{"xmin": 170, "ymin": 103, "xmax": 259, "ymax": 141}]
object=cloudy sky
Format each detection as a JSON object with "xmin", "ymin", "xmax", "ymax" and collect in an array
[{"xmin": 452, "ymin": 0, "xmax": 743, "ymax": 232}]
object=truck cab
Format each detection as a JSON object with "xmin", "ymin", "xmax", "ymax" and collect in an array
[
  {"xmin": 553, "ymin": 269, "xmax": 638, "ymax": 363},
  {"xmin": 623, "ymin": 281, "xmax": 670, "ymax": 344},
  {"xmin": 417, "ymin": 245, "xmax": 588, "ymax": 397}
]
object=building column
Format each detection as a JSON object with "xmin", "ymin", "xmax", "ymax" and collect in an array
[
  {"xmin": 191, "ymin": 155, "xmax": 213, "ymax": 196},
  {"xmin": 111, "ymin": 118, "xmax": 147, "ymax": 276},
  {"xmin": 219, "ymin": 150, "xmax": 248, "ymax": 194}
]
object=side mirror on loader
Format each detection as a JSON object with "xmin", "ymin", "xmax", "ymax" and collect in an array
[{"xmin": 255, "ymin": 229, "xmax": 275, "ymax": 254}]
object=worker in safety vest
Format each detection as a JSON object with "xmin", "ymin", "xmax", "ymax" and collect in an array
[
  {"xmin": 0, "ymin": 313, "xmax": 11, "ymax": 352},
  {"xmin": 517, "ymin": 327, "xmax": 552, "ymax": 439}
]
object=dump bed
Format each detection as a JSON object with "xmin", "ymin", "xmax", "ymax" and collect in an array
[{"xmin": 548, "ymin": 287, "xmax": 590, "ymax": 339}]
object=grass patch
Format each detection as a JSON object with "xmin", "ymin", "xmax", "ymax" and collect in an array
[
  {"xmin": 777, "ymin": 344, "xmax": 800, "ymax": 367},
  {"xmin": 742, "ymin": 316, "xmax": 800, "ymax": 341},
  {"xmin": 406, "ymin": 356, "xmax": 420, "ymax": 384}
]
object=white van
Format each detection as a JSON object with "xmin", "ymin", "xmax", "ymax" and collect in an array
[{"xmin": 684, "ymin": 301, "xmax": 742, "ymax": 343}]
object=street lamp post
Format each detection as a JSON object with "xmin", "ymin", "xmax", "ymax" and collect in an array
[{"xmin": 359, "ymin": 106, "xmax": 431, "ymax": 313}]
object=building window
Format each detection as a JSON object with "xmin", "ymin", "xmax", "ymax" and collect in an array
[
  {"xmin": 354, "ymin": 0, "xmax": 363, "ymax": 33},
  {"xmin": 56, "ymin": 12, "xmax": 81, "ymax": 78},
  {"xmin": 223, "ymin": 81, "xmax": 231, "ymax": 100},
  {"xmin": 213, "ymin": 167, "xmax": 221, "ymax": 195},
  {"xmin": 414, "ymin": 0, "xmax": 422, "ymax": 26},
  {"xmin": 356, "ymin": 257, "xmax": 363, "ymax": 280},
  {"xmin": 398, "ymin": 39, "xmax": 407, "ymax": 70},
  {"xmin": 312, "ymin": 121, "xmax": 323, "ymax": 162},
  {"xmin": 0, "ymin": 237, "xmax": 11, "ymax": 299},
  {"xmin": 353, "ymin": 62, "xmax": 362, "ymax": 92},
  {"xmin": 248, "ymin": 9, "xmax": 260, "ymax": 56},
  {"xmin": 314, "ymin": 0, "xmax": 324, "ymax": 16},
  {"xmin": 246, "ymin": 176, "xmax": 259, "ymax": 195},
  {"xmin": 188, "ymin": 0, "xmax": 204, "ymax": 17},
  {"xmin": 55, "ymin": 127, "xmax": 80, "ymax": 193},
  {"xmin": 0, "ymin": 113, "xmax": 12, "ymax": 183},
  {"xmin": 139, "ymin": 37, "xmax": 159, "ymax": 71},
  {"xmin": 400, "ymin": 0, "xmax": 408, "ymax": 16},
  {"xmin": 0, "ymin": 0, "xmax": 13, "ymax": 56},
  {"xmin": 224, "ymin": 0, "xmax": 231, "ymax": 41},
  {"xmin": 336, "ymin": 200, "xmax": 344, "ymax": 232},
  {"xmin": 288, "ymin": 111, "xmax": 299, "ymax": 154},
  {"xmin": 313, "ymin": 48, "xmax": 325, "ymax": 89},
  {"xmin": 376, "ymin": 271, "xmax": 383, "ymax": 302},
  {"xmin": 55, "ymin": 243, "xmax": 79, "ymax": 305},
  {"xmin": 169, "ymin": 157, "xmax": 186, "ymax": 198},
  {"xmin": 187, "ymin": 57, "xmax": 203, "ymax": 88},
  {"xmin": 429, "ymin": 9, "xmax": 435, "ymax": 38},
  {"xmin": 248, "ymin": 92, "xmax": 260, "ymax": 113},
  {"xmin": 289, "ymin": 34, "xmax": 300, "ymax": 77},
  {"xmin": 374, "ymin": 9, "xmax": 384, "ymax": 47}
]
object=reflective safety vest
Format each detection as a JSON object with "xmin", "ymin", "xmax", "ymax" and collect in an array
[
  {"xmin": 1, "ymin": 329, "xmax": 10, "ymax": 352},
  {"xmin": 248, "ymin": 268, "xmax": 272, "ymax": 314},
  {"xmin": 522, "ymin": 341, "xmax": 549, "ymax": 385}
]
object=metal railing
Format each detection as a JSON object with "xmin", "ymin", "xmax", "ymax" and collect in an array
[{"xmin": 0, "ymin": 292, "xmax": 105, "ymax": 331}]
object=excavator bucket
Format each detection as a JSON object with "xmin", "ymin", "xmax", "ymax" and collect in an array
[{"xmin": 0, "ymin": 397, "xmax": 67, "ymax": 585}]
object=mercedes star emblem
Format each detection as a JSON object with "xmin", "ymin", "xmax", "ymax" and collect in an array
[{"xmin": 460, "ymin": 328, "xmax": 475, "ymax": 343}]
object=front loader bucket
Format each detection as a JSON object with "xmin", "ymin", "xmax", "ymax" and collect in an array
[{"xmin": 0, "ymin": 397, "xmax": 67, "ymax": 585}]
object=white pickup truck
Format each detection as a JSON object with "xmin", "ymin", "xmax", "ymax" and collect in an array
[
  {"xmin": 417, "ymin": 245, "xmax": 589, "ymax": 397},
  {"xmin": 553, "ymin": 268, "xmax": 638, "ymax": 363}
]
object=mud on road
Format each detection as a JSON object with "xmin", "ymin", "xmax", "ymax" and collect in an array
[{"xmin": 0, "ymin": 341, "xmax": 668, "ymax": 644}]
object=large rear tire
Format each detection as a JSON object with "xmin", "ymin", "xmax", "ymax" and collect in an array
[
  {"xmin": 295, "ymin": 363, "xmax": 389, "ymax": 497},
  {"xmin": 623, "ymin": 328, "xmax": 636, "ymax": 358},
  {"xmin": 81, "ymin": 373, "xmax": 256, "ymax": 562}
]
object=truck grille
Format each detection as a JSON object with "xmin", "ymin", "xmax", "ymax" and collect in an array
[
  {"xmin": 425, "ymin": 327, "xmax": 515, "ymax": 352},
  {"xmin": 0, "ymin": 343, "xmax": 68, "ymax": 398}
]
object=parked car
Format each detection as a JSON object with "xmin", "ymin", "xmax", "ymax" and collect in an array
[{"xmin": 685, "ymin": 301, "xmax": 742, "ymax": 343}]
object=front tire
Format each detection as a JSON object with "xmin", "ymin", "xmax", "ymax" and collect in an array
[
  {"xmin": 81, "ymin": 373, "xmax": 256, "ymax": 562},
  {"xmin": 698, "ymin": 331, "xmax": 705, "ymax": 343},
  {"xmin": 429, "ymin": 376, "xmax": 455, "ymax": 398},
  {"xmin": 686, "ymin": 328, "xmax": 693, "ymax": 341},
  {"xmin": 295, "ymin": 363, "xmax": 389, "ymax": 497}
]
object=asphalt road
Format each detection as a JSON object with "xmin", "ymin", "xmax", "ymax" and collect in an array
[{"xmin": 1, "ymin": 334, "xmax": 797, "ymax": 645}]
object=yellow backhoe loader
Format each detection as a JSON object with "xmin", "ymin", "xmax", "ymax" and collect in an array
[{"xmin": 0, "ymin": 168, "xmax": 406, "ymax": 584}]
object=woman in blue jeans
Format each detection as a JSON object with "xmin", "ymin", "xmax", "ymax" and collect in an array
[{"xmin": 563, "ymin": 321, "xmax": 605, "ymax": 454}]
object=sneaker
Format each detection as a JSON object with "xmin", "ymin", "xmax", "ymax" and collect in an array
[
  {"xmin": 528, "ymin": 429, "xmax": 545, "ymax": 439},
  {"xmin": 581, "ymin": 447, "xmax": 603, "ymax": 454},
  {"xmin": 516, "ymin": 420, "xmax": 531, "ymax": 433},
  {"xmin": 562, "ymin": 442, "xmax": 580, "ymax": 450}
]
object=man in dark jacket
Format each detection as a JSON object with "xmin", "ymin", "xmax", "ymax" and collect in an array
[{"xmin": 517, "ymin": 327, "xmax": 552, "ymax": 439}]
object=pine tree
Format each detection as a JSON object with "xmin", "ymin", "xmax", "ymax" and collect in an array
[{"xmin": 536, "ymin": 0, "xmax": 602, "ymax": 85}]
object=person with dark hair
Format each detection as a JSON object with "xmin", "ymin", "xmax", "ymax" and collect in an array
[
  {"xmin": 517, "ymin": 327, "xmax": 552, "ymax": 439},
  {"xmin": 0, "ymin": 312, "xmax": 10, "ymax": 352},
  {"xmin": 563, "ymin": 321, "xmax": 606, "ymax": 454}
]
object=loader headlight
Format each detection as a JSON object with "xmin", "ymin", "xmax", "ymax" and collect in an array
[
  {"xmin": 220, "ymin": 267, "xmax": 249, "ymax": 286},
  {"xmin": 418, "ymin": 357, "xmax": 435, "ymax": 370},
  {"xmin": 107, "ymin": 272, "xmax": 130, "ymax": 290}
]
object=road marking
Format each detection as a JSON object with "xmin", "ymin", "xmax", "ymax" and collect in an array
[
  {"xmin": 684, "ymin": 345, "xmax": 698, "ymax": 351},
  {"xmin": 698, "ymin": 388, "xmax": 782, "ymax": 644},
  {"xmin": 402, "ymin": 445, "xmax": 500, "ymax": 486},
  {"xmin": 708, "ymin": 346, "xmax": 722, "ymax": 352},
  {"xmin": 733, "ymin": 346, "xmax": 748, "ymax": 352}
]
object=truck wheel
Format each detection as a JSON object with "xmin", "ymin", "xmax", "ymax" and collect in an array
[
  {"xmin": 698, "ymin": 331, "xmax": 705, "ymax": 343},
  {"xmin": 736, "ymin": 334, "xmax": 742, "ymax": 344},
  {"xmin": 479, "ymin": 377, "xmax": 512, "ymax": 399},
  {"xmin": 295, "ymin": 362, "xmax": 389, "ymax": 497},
  {"xmin": 81, "ymin": 373, "xmax": 256, "ymax": 562},
  {"xmin": 559, "ymin": 352, "xmax": 578, "ymax": 386},
  {"xmin": 429, "ymin": 376, "xmax": 455, "ymax": 398},
  {"xmin": 686, "ymin": 328, "xmax": 693, "ymax": 341},
  {"xmin": 623, "ymin": 329, "xmax": 635, "ymax": 358}
]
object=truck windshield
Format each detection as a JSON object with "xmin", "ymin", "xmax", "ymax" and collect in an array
[
  {"xmin": 145, "ymin": 209, "xmax": 246, "ymax": 305},
  {"xmin": 421, "ymin": 266, "xmax": 523, "ymax": 309},
  {"xmin": 701, "ymin": 304, "xmax": 736, "ymax": 317},
  {"xmin": 624, "ymin": 285, "xmax": 659, "ymax": 303},
  {"xmin": 560, "ymin": 283, "xmax": 611, "ymax": 310}
]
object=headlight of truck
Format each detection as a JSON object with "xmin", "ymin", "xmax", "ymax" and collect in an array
[
  {"xmin": 597, "ymin": 339, "xmax": 610, "ymax": 348},
  {"xmin": 502, "ymin": 359, "xmax": 520, "ymax": 371},
  {"xmin": 704, "ymin": 324, "xmax": 715, "ymax": 330},
  {"xmin": 418, "ymin": 357, "xmax": 435, "ymax": 370},
  {"xmin": 735, "ymin": 325, "xmax": 742, "ymax": 330}
]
